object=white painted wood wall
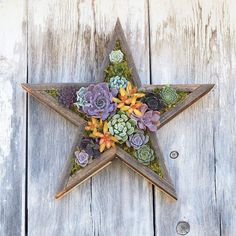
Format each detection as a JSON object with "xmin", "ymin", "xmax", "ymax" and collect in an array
[{"xmin": 0, "ymin": 0, "xmax": 235, "ymax": 235}]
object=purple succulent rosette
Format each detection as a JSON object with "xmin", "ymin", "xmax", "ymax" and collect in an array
[
  {"xmin": 126, "ymin": 130, "xmax": 149, "ymax": 149},
  {"xmin": 80, "ymin": 137, "xmax": 100, "ymax": 158},
  {"xmin": 131, "ymin": 104, "xmax": 160, "ymax": 132},
  {"xmin": 83, "ymin": 83, "xmax": 117, "ymax": 120},
  {"xmin": 58, "ymin": 87, "xmax": 77, "ymax": 108},
  {"xmin": 74, "ymin": 150, "xmax": 89, "ymax": 167}
]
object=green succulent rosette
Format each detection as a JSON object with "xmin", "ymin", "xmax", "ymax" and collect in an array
[
  {"xmin": 108, "ymin": 111, "xmax": 136, "ymax": 143},
  {"xmin": 159, "ymin": 86, "xmax": 179, "ymax": 105},
  {"xmin": 134, "ymin": 145, "xmax": 155, "ymax": 165}
]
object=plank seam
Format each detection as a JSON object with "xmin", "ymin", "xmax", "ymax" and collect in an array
[
  {"xmin": 147, "ymin": 0, "xmax": 152, "ymax": 85},
  {"xmin": 147, "ymin": 0, "xmax": 156, "ymax": 235},
  {"xmin": 25, "ymin": 0, "xmax": 29, "ymax": 234}
]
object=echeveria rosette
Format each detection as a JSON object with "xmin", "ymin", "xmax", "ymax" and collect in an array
[
  {"xmin": 126, "ymin": 130, "xmax": 149, "ymax": 149},
  {"xmin": 80, "ymin": 137, "xmax": 100, "ymax": 158},
  {"xmin": 159, "ymin": 86, "xmax": 179, "ymax": 105},
  {"xmin": 131, "ymin": 104, "xmax": 160, "ymax": 132},
  {"xmin": 134, "ymin": 145, "xmax": 155, "ymax": 166},
  {"xmin": 108, "ymin": 111, "xmax": 137, "ymax": 143},
  {"xmin": 109, "ymin": 76, "xmax": 128, "ymax": 90},
  {"xmin": 109, "ymin": 50, "xmax": 124, "ymax": 63},
  {"xmin": 83, "ymin": 83, "xmax": 117, "ymax": 120},
  {"xmin": 141, "ymin": 92, "xmax": 165, "ymax": 111},
  {"xmin": 58, "ymin": 87, "xmax": 77, "ymax": 108},
  {"xmin": 74, "ymin": 150, "xmax": 89, "ymax": 167},
  {"xmin": 74, "ymin": 87, "xmax": 88, "ymax": 109}
]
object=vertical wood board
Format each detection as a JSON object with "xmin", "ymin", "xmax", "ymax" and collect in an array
[{"xmin": 0, "ymin": 1, "xmax": 27, "ymax": 235}]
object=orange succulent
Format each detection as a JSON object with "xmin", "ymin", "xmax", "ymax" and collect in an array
[
  {"xmin": 112, "ymin": 82, "xmax": 145, "ymax": 116},
  {"xmin": 91, "ymin": 121, "xmax": 118, "ymax": 152},
  {"xmin": 85, "ymin": 117, "xmax": 103, "ymax": 138}
]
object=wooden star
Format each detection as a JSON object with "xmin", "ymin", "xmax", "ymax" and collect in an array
[{"xmin": 22, "ymin": 19, "xmax": 214, "ymax": 201}]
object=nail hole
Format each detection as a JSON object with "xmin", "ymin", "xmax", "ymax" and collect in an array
[
  {"xmin": 176, "ymin": 221, "xmax": 190, "ymax": 235},
  {"xmin": 170, "ymin": 151, "xmax": 179, "ymax": 159}
]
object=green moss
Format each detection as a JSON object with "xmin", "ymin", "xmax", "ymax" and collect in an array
[
  {"xmin": 119, "ymin": 137, "xmax": 164, "ymax": 178},
  {"xmin": 45, "ymin": 89, "xmax": 89, "ymax": 121},
  {"xmin": 146, "ymin": 88, "xmax": 189, "ymax": 114},
  {"xmin": 70, "ymin": 104, "xmax": 89, "ymax": 120},
  {"xmin": 149, "ymin": 161, "xmax": 163, "ymax": 178},
  {"xmin": 104, "ymin": 40, "xmax": 134, "ymax": 84},
  {"xmin": 70, "ymin": 157, "xmax": 81, "ymax": 176},
  {"xmin": 46, "ymin": 88, "xmax": 58, "ymax": 98}
]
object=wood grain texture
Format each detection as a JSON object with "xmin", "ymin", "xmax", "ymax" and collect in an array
[
  {"xmin": 21, "ymin": 84, "xmax": 87, "ymax": 127},
  {"xmin": 27, "ymin": 0, "xmax": 153, "ymax": 235},
  {"xmin": 1, "ymin": 0, "xmax": 235, "ymax": 235},
  {"xmin": 0, "ymin": 1, "xmax": 27, "ymax": 235},
  {"xmin": 149, "ymin": 0, "xmax": 236, "ymax": 235},
  {"xmin": 23, "ymin": 21, "xmax": 179, "ymax": 202}
]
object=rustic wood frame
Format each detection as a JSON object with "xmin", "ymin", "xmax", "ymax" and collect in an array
[{"xmin": 22, "ymin": 18, "xmax": 214, "ymax": 201}]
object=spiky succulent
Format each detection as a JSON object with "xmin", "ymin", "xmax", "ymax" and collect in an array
[
  {"xmin": 134, "ymin": 145, "xmax": 155, "ymax": 165},
  {"xmin": 109, "ymin": 76, "xmax": 128, "ymax": 90},
  {"xmin": 58, "ymin": 87, "xmax": 77, "ymax": 108},
  {"xmin": 108, "ymin": 111, "xmax": 136, "ymax": 143},
  {"xmin": 159, "ymin": 86, "xmax": 179, "ymax": 105}
]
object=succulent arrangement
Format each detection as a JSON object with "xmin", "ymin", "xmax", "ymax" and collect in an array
[
  {"xmin": 46, "ymin": 40, "xmax": 189, "ymax": 177},
  {"xmin": 108, "ymin": 111, "xmax": 136, "ymax": 143},
  {"xmin": 134, "ymin": 145, "xmax": 155, "ymax": 166},
  {"xmin": 58, "ymin": 86, "xmax": 77, "ymax": 108},
  {"xmin": 109, "ymin": 76, "xmax": 128, "ymax": 90},
  {"xmin": 159, "ymin": 86, "xmax": 179, "ymax": 106}
]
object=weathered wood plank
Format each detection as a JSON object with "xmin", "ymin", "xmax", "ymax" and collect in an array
[
  {"xmin": 0, "ymin": 1, "xmax": 27, "ymax": 235},
  {"xmin": 27, "ymin": 0, "xmax": 153, "ymax": 235},
  {"xmin": 149, "ymin": 0, "xmax": 234, "ymax": 235},
  {"xmin": 116, "ymin": 147, "xmax": 177, "ymax": 200},
  {"xmin": 87, "ymin": 2, "xmax": 153, "ymax": 235}
]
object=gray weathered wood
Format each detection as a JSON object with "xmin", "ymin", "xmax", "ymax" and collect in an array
[
  {"xmin": 1, "ymin": 1, "xmax": 236, "ymax": 235},
  {"xmin": 23, "ymin": 20, "xmax": 182, "ymax": 201},
  {"xmin": 27, "ymin": 0, "xmax": 153, "ymax": 235},
  {"xmin": 21, "ymin": 84, "xmax": 86, "ymax": 127},
  {"xmin": 149, "ymin": 0, "xmax": 236, "ymax": 235},
  {"xmin": 0, "ymin": 1, "xmax": 27, "ymax": 235}
]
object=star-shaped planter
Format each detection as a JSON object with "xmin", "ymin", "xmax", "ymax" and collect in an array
[{"xmin": 22, "ymin": 19, "xmax": 214, "ymax": 201}]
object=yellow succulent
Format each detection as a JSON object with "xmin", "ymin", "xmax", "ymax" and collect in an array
[
  {"xmin": 92, "ymin": 121, "xmax": 118, "ymax": 152},
  {"xmin": 85, "ymin": 117, "xmax": 103, "ymax": 138},
  {"xmin": 112, "ymin": 82, "xmax": 145, "ymax": 116}
]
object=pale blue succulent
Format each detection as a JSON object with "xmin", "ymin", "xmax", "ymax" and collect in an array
[
  {"xmin": 74, "ymin": 87, "xmax": 87, "ymax": 108},
  {"xmin": 109, "ymin": 50, "xmax": 124, "ymax": 63},
  {"xmin": 109, "ymin": 76, "xmax": 128, "ymax": 90},
  {"xmin": 108, "ymin": 111, "xmax": 137, "ymax": 143}
]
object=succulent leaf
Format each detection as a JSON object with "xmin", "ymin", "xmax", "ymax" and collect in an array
[
  {"xmin": 108, "ymin": 111, "xmax": 136, "ymax": 144},
  {"xmin": 134, "ymin": 145, "xmax": 155, "ymax": 165},
  {"xmin": 159, "ymin": 86, "xmax": 179, "ymax": 105}
]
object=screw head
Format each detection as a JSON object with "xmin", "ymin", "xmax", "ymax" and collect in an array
[
  {"xmin": 170, "ymin": 150, "xmax": 179, "ymax": 159},
  {"xmin": 176, "ymin": 221, "xmax": 190, "ymax": 235}
]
